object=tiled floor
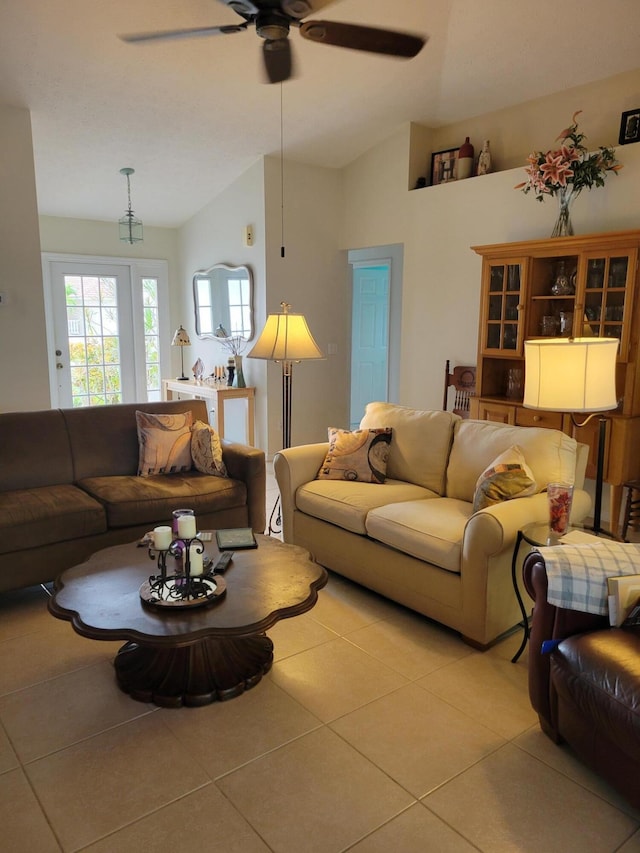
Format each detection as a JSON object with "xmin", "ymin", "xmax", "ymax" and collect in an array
[{"xmin": 1, "ymin": 472, "xmax": 640, "ymax": 852}]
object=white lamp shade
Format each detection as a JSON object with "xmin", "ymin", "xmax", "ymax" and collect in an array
[
  {"xmin": 524, "ymin": 337, "xmax": 618, "ymax": 413},
  {"xmin": 248, "ymin": 312, "xmax": 323, "ymax": 362},
  {"xmin": 171, "ymin": 325, "xmax": 191, "ymax": 347}
]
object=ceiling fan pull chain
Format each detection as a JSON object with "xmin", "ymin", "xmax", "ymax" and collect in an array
[{"xmin": 281, "ymin": 81, "xmax": 285, "ymax": 259}]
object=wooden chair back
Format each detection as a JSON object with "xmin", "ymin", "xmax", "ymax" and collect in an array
[{"xmin": 443, "ymin": 360, "xmax": 476, "ymax": 419}]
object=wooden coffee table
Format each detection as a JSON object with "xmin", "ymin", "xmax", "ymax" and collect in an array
[{"xmin": 49, "ymin": 535, "xmax": 327, "ymax": 708}]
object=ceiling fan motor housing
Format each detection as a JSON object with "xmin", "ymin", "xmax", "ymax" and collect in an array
[{"xmin": 256, "ymin": 12, "xmax": 290, "ymax": 41}]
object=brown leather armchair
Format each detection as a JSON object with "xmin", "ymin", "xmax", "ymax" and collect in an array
[{"xmin": 523, "ymin": 551, "xmax": 640, "ymax": 810}]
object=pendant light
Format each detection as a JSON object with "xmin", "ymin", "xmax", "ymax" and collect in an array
[{"xmin": 119, "ymin": 167, "xmax": 143, "ymax": 244}]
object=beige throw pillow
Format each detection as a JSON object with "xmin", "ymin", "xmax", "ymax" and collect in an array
[
  {"xmin": 191, "ymin": 420, "xmax": 228, "ymax": 478},
  {"xmin": 136, "ymin": 410, "xmax": 193, "ymax": 477},
  {"xmin": 473, "ymin": 445, "xmax": 536, "ymax": 511},
  {"xmin": 317, "ymin": 427, "xmax": 392, "ymax": 484}
]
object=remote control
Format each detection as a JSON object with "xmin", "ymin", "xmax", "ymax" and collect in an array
[{"xmin": 213, "ymin": 551, "xmax": 233, "ymax": 574}]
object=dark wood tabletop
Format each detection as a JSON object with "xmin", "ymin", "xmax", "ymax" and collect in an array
[{"xmin": 49, "ymin": 534, "xmax": 327, "ymax": 646}]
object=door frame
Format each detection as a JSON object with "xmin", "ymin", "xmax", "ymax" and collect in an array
[
  {"xmin": 348, "ymin": 244, "xmax": 403, "ymax": 409},
  {"xmin": 42, "ymin": 253, "xmax": 171, "ymax": 407}
]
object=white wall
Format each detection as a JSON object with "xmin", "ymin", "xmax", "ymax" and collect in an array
[
  {"xmin": 0, "ymin": 105, "xmax": 50, "ymax": 411},
  {"xmin": 262, "ymin": 156, "xmax": 347, "ymax": 456}
]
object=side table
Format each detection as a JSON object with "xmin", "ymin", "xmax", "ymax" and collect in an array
[{"xmin": 510, "ymin": 523, "xmax": 607, "ymax": 663}]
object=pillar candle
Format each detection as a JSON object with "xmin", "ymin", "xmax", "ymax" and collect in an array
[
  {"xmin": 177, "ymin": 514, "xmax": 197, "ymax": 539},
  {"xmin": 189, "ymin": 544, "xmax": 204, "ymax": 576},
  {"xmin": 153, "ymin": 526, "xmax": 172, "ymax": 551}
]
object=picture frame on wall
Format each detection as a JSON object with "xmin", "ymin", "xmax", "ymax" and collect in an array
[
  {"xmin": 430, "ymin": 147, "xmax": 460, "ymax": 186},
  {"xmin": 618, "ymin": 108, "xmax": 640, "ymax": 145}
]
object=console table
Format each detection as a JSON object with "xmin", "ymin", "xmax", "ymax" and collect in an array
[{"xmin": 161, "ymin": 379, "xmax": 255, "ymax": 446}]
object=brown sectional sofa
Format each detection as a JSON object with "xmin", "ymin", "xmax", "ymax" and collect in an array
[{"xmin": 0, "ymin": 399, "xmax": 265, "ymax": 592}]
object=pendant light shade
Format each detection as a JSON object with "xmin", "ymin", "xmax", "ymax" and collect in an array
[{"xmin": 119, "ymin": 167, "xmax": 143, "ymax": 244}]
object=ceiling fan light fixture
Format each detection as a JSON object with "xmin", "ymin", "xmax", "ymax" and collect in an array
[
  {"xmin": 118, "ymin": 167, "xmax": 143, "ymax": 245},
  {"xmin": 282, "ymin": 0, "xmax": 312, "ymax": 18}
]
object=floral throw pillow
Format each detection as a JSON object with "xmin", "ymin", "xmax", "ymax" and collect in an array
[
  {"xmin": 136, "ymin": 410, "xmax": 193, "ymax": 477},
  {"xmin": 473, "ymin": 445, "xmax": 537, "ymax": 511},
  {"xmin": 191, "ymin": 420, "xmax": 228, "ymax": 478},
  {"xmin": 317, "ymin": 427, "xmax": 393, "ymax": 484}
]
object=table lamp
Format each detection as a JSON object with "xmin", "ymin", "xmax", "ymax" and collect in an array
[
  {"xmin": 171, "ymin": 325, "xmax": 191, "ymax": 381},
  {"xmin": 523, "ymin": 337, "xmax": 619, "ymax": 535},
  {"xmin": 248, "ymin": 302, "xmax": 324, "ymax": 532}
]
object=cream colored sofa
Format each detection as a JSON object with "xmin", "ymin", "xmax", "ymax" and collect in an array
[{"xmin": 274, "ymin": 402, "xmax": 590, "ymax": 648}]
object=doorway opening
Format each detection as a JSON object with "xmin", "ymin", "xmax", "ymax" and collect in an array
[{"xmin": 348, "ymin": 245, "xmax": 403, "ymax": 428}]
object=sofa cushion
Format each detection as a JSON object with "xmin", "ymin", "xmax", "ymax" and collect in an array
[
  {"xmin": 359, "ymin": 402, "xmax": 458, "ymax": 493},
  {"xmin": 296, "ymin": 479, "xmax": 437, "ymax": 535},
  {"xmin": 136, "ymin": 410, "xmax": 193, "ymax": 477},
  {"xmin": 77, "ymin": 472, "xmax": 245, "ymax": 528},
  {"xmin": 446, "ymin": 419, "xmax": 578, "ymax": 503},
  {"xmin": 0, "ymin": 485, "xmax": 106, "ymax": 554},
  {"xmin": 317, "ymin": 427, "xmax": 392, "ymax": 483},
  {"xmin": 366, "ymin": 498, "xmax": 473, "ymax": 574},
  {"xmin": 473, "ymin": 445, "xmax": 536, "ymax": 511},
  {"xmin": 0, "ymin": 409, "xmax": 74, "ymax": 491},
  {"xmin": 191, "ymin": 420, "xmax": 228, "ymax": 478}
]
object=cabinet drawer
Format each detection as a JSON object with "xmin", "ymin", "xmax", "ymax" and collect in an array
[{"xmin": 515, "ymin": 407, "xmax": 564, "ymax": 430}]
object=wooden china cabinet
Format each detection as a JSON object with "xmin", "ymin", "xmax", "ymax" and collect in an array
[{"xmin": 470, "ymin": 229, "xmax": 640, "ymax": 531}]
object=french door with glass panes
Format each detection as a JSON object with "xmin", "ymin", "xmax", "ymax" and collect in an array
[{"xmin": 45, "ymin": 257, "xmax": 169, "ymax": 407}]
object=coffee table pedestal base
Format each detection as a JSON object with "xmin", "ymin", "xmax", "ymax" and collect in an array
[{"xmin": 114, "ymin": 634, "xmax": 274, "ymax": 708}]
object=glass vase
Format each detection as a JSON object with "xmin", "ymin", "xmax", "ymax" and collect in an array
[
  {"xmin": 233, "ymin": 354, "xmax": 246, "ymax": 388},
  {"xmin": 551, "ymin": 187, "xmax": 578, "ymax": 238}
]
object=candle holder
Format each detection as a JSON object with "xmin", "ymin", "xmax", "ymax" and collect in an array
[{"xmin": 139, "ymin": 534, "xmax": 226, "ymax": 608}]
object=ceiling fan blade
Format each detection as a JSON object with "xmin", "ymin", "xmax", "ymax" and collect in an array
[
  {"xmin": 119, "ymin": 23, "xmax": 248, "ymax": 44},
  {"xmin": 299, "ymin": 20, "xmax": 426, "ymax": 58},
  {"xmin": 262, "ymin": 38, "xmax": 293, "ymax": 83}
]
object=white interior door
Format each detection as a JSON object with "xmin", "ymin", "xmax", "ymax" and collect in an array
[
  {"xmin": 350, "ymin": 263, "xmax": 390, "ymax": 428},
  {"xmin": 50, "ymin": 261, "xmax": 136, "ymax": 407}
]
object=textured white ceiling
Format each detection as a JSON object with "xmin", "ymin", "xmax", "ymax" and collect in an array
[{"xmin": 1, "ymin": 0, "xmax": 639, "ymax": 227}]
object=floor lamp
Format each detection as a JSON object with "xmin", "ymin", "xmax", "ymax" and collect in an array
[
  {"xmin": 523, "ymin": 337, "xmax": 619, "ymax": 536},
  {"xmin": 247, "ymin": 302, "xmax": 324, "ymax": 534}
]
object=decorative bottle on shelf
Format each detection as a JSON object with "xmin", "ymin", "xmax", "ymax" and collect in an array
[
  {"xmin": 457, "ymin": 137, "xmax": 474, "ymax": 179},
  {"xmin": 477, "ymin": 140, "xmax": 492, "ymax": 175},
  {"xmin": 226, "ymin": 357, "xmax": 235, "ymax": 387},
  {"xmin": 551, "ymin": 260, "xmax": 574, "ymax": 295}
]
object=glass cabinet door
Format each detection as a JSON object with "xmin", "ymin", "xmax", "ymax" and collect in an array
[
  {"xmin": 483, "ymin": 261, "xmax": 523, "ymax": 353},
  {"xmin": 582, "ymin": 250, "xmax": 636, "ymax": 358}
]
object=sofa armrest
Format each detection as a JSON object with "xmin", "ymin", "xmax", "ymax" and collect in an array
[
  {"xmin": 273, "ymin": 443, "xmax": 328, "ymax": 542},
  {"xmin": 221, "ymin": 441, "xmax": 266, "ymax": 534},
  {"xmin": 522, "ymin": 551, "xmax": 609, "ymax": 737}
]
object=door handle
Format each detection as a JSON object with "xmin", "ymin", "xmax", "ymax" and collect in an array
[{"xmin": 56, "ymin": 363, "xmax": 63, "ymax": 369}]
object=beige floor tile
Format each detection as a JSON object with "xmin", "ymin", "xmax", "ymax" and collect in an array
[
  {"xmin": 0, "ymin": 768, "xmax": 61, "ymax": 853},
  {"xmin": 417, "ymin": 647, "xmax": 537, "ymax": 739},
  {"xmin": 0, "ymin": 618, "xmax": 122, "ymax": 696},
  {"xmin": 618, "ymin": 829, "xmax": 640, "ymax": 852},
  {"xmin": 269, "ymin": 610, "xmax": 339, "ymax": 661},
  {"xmin": 82, "ymin": 784, "xmax": 271, "ymax": 853},
  {"xmin": 0, "ymin": 721, "xmax": 18, "ymax": 774},
  {"xmin": 424, "ymin": 743, "xmax": 638, "ymax": 853},
  {"xmin": 161, "ymin": 678, "xmax": 321, "ymax": 778},
  {"xmin": 0, "ymin": 661, "xmax": 154, "ymax": 763},
  {"xmin": 331, "ymin": 682, "xmax": 504, "ymax": 798},
  {"xmin": 345, "ymin": 608, "xmax": 472, "ymax": 679},
  {"xmin": 515, "ymin": 726, "xmax": 640, "ymax": 819},
  {"xmin": 270, "ymin": 636, "xmax": 407, "ymax": 722},
  {"xmin": 0, "ymin": 585, "xmax": 51, "ymax": 642},
  {"xmin": 308, "ymin": 575, "xmax": 402, "ymax": 635},
  {"xmin": 348, "ymin": 801, "xmax": 478, "ymax": 852},
  {"xmin": 25, "ymin": 714, "xmax": 210, "ymax": 851},
  {"xmin": 218, "ymin": 727, "xmax": 414, "ymax": 853}
]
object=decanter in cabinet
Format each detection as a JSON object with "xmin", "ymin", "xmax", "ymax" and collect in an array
[{"xmin": 471, "ymin": 230, "xmax": 640, "ymax": 532}]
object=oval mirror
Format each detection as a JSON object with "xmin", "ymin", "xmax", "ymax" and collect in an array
[{"xmin": 193, "ymin": 263, "xmax": 254, "ymax": 341}]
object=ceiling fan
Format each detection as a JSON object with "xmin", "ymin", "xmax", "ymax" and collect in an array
[{"xmin": 119, "ymin": 0, "xmax": 427, "ymax": 84}]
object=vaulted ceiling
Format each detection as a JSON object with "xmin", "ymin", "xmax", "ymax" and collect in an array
[{"xmin": 1, "ymin": 0, "xmax": 639, "ymax": 227}]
